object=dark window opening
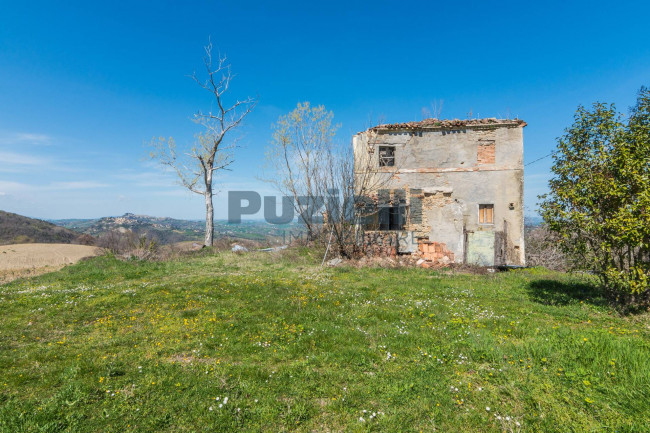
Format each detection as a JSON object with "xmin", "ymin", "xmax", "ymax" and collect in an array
[
  {"xmin": 378, "ymin": 205, "xmax": 406, "ymax": 230},
  {"xmin": 378, "ymin": 146, "xmax": 395, "ymax": 167}
]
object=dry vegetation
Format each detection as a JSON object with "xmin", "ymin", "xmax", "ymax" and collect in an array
[
  {"xmin": 525, "ymin": 224, "xmax": 567, "ymax": 271},
  {"xmin": 0, "ymin": 243, "xmax": 100, "ymax": 283}
]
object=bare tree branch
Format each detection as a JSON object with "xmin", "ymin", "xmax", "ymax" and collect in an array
[{"xmin": 151, "ymin": 41, "xmax": 256, "ymax": 246}]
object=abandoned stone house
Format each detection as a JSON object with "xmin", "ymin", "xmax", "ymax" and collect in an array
[{"xmin": 353, "ymin": 118, "xmax": 526, "ymax": 266}]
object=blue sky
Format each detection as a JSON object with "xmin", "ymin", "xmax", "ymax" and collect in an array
[{"xmin": 1, "ymin": 0, "xmax": 649, "ymax": 220}]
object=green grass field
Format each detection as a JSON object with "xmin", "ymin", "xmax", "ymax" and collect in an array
[{"xmin": 1, "ymin": 249, "xmax": 649, "ymax": 432}]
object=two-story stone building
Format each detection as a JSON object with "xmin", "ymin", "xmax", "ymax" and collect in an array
[{"xmin": 353, "ymin": 118, "xmax": 526, "ymax": 266}]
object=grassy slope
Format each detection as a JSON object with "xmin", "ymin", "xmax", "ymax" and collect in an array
[
  {"xmin": 0, "ymin": 211, "xmax": 79, "ymax": 245},
  {"xmin": 0, "ymin": 250, "xmax": 648, "ymax": 432}
]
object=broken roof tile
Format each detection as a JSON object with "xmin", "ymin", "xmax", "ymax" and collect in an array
[{"xmin": 369, "ymin": 118, "xmax": 527, "ymax": 132}]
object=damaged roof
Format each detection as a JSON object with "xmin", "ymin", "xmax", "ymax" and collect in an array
[{"xmin": 368, "ymin": 118, "xmax": 527, "ymax": 132}]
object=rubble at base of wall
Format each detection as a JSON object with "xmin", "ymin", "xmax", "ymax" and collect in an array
[
  {"xmin": 362, "ymin": 231, "xmax": 398, "ymax": 257},
  {"xmin": 362, "ymin": 232, "xmax": 456, "ymax": 268},
  {"xmin": 415, "ymin": 240, "xmax": 455, "ymax": 268}
]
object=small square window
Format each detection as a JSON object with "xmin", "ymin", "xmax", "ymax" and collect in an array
[
  {"xmin": 378, "ymin": 146, "xmax": 395, "ymax": 167},
  {"xmin": 478, "ymin": 204, "xmax": 494, "ymax": 224}
]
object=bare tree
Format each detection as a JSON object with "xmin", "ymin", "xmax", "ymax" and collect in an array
[
  {"xmin": 321, "ymin": 126, "xmax": 403, "ymax": 259},
  {"xmin": 151, "ymin": 42, "xmax": 256, "ymax": 246},
  {"xmin": 320, "ymin": 133, "xmax": 385, "ymax": 258},
  {"xmin": 264, "ymin": 103, "xmax": 398, "ymax": 257},
  {"xmin": 263, "ymin": 102, "xmax": 334, "ymax": 240},
  {"xmin": 421, "ymin": 99, "xmax": 444, "ymax": 120},
  {"xmin": 524, "ymin": 224, "xmax": 567, "ymax": 271}
]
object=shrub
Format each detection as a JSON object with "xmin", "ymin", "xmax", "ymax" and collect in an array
[
  {"xmin": 540, "ymin": 87, "xmax": 650, "ymax": 309},
  {"xmin": 75, "ymin": 234, "xmax": 95, "ymax": 246},
  {"xmin": 96, "ymin": 230, "xmax": 158, "ymax": 260},
  {"xmin": 524, "ymin": 224, "xmax": 567, "ymax": 271}
]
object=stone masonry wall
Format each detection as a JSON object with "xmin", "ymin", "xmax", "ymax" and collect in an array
[{"xmin": 363, "ymin": 231, "xmax": 398, "ymax": 257}]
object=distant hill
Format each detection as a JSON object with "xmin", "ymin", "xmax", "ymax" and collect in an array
[
  {"xmin": 54, "ymin": 213, "xmax": 202, "ymax": 234},
  {"xmin": 52, "ymin": 213, "xmax": 204, "ymax": 245},
  {"xmin": 0, "ymin": 210, "xmax": 83, "ymax": 245},
  {"xmin": 52, "ymin": 213, "xmax": 292, "ymax": 245}
]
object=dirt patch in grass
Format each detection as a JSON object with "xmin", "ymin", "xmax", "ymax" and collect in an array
[{"xmin": 0, "ymin": 243, "xmax": 101, "ymax": 283}]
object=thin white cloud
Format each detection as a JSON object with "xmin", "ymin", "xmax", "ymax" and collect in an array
[
  {"xmin": 0, "ymin": 180, "xmax": 109, "ymax": 192},
  {"xmin": 141, "ymin": 160, "xmax": 164, "ymax": 169},
  {"xmin": 0, "ymin": 151, "xmax": 50, "ymax": 166},
  {"xmin": 0, "ymin": 132, "xmax": 52, "ymax": 146},
  {"xmin": 0, "ymin": 180, "xmax": 30, "ymax": 193},
  {"xmin": 49, "ymin": 181, "xmax": 111, "ymax": 190},
  {"xmin": 0, "ymin": 151, "xmax": 96, "ymax": 175},
  {"xmin": 152, "ymin": 189, "xmax": 195, "ymax": 197},
  {"xmin": 13, "ymin": 133, "xmax": 52, "ymax": 144},
  {"xmin": 115, "ymin": 163, "xmax": 272, "ymax": 193},
  {"xmin": 114, "ymin": 170, "xmax": 177, "ymax": 187}
]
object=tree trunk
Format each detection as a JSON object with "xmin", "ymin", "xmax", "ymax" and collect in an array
[{"xmin": 204, "ymin": 187, "xmax": 214, "ymax": 247}]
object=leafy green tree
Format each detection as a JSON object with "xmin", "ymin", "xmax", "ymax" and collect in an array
[{"xmin": 541, "ymin": 87, "xmax": 650, "ymax": 308}]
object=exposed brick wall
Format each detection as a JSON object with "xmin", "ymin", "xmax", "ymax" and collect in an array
[
  {"xmin": 477, "ymin": 142, "xmax": 495, "ymax": 164},
  {"xmin": 417, "ymin": 241, "xmax": 455, "ymax": 266},
  {"xmin": 363, "ymin": 231, "xmax": 398, "ymax": 257},
  {"xmin": 404, "ymin": 189, "xmax": 455, "ymax": 238}
]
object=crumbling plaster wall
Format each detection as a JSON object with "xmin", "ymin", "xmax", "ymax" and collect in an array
[{"xmin": 353, "ymin": 125, "xmax": 525, "ymax": 265}]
